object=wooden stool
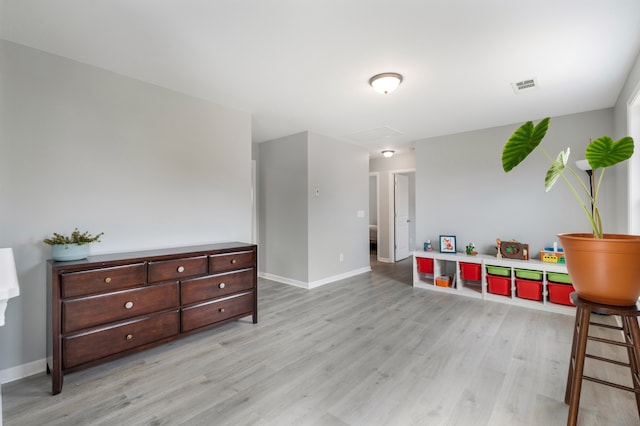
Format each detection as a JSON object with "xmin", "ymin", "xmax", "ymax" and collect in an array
[{"xmin": 565, "ymin": 292, "xmax": 640, "ymax": 426}]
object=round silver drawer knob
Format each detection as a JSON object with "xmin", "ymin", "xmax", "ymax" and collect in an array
[
  {"xmin": 219, "ymin": 283, "xmax": 226, "ymax": 289},
  {"xmin": 126, "ymin": 334, "xmax": 133, "ymax": 340},
  {"xmin": 124, "ymin": 301, "xmax": 134, "ymax": 309},
  {"xmin": 177, "ymin": 266, "xmax": 185, "ymax": 273}
]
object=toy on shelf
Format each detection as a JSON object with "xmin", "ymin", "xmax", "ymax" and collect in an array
[
  {"xmin": 424, "ymin": 240, "xmax": 433, "ymax": 251},
  {"xmin": 496, "ymin": 238, "xmax": 529, "ymax": 260},
  {"xmin": 465, "ymin": 242, "xmax": 478, "ymax": 256},
  {"xmin": 541, "ymin": 242, "xmax": 565, "ymax": 263}
]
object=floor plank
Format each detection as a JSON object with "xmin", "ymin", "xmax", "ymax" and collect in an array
[{"xmin": 2, "ymin": 256, "xmax": 639, "ymax": 425}]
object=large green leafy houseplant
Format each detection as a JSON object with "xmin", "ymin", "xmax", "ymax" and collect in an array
[
  {"xmin": 502, "ymin": 117, "xmax": 634, "ymax": 238},
  {"xmin": 503, "ymin": 118, "xmax": 640, "ymax": 306}
]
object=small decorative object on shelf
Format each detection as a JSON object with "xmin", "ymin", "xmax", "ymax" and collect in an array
[
  {"xmin": 496, "ymin": 238, "xmax": 529, "ymax": 260},
  {"xmin": 43, "ymin": 228, "xmax": 104, "ymax": 261},
  {"xmin": 424, "ymin": 240, "xmax": 433, "ymax": 252},
  {"xmin": 541, "ymin": 242, "xmax": 565, "ymax": 263},
  {"xmin": 465, "ymin": 242, "xmax": 478, "ymax": 256},
  {"xmin": 439, "ymin": 235, "xmax": 456, "ymax": 253}
]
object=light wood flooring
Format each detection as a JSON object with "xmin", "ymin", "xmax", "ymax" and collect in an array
[{"xmin": 3, "ymin": 256, "xmax": 639, "ymax": 425}]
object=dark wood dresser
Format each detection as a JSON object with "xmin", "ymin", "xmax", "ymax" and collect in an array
[{"xmin": 46, "ymin": 242, "xmax": 257, "ymax": 394}]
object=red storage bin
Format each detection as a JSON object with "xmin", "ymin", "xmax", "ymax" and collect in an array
[
  {"xmin": 417, "ymin": 257, "xmax": 434, "ymax": 274},
  {"xmin": 548, "ymin": 282, "xmax": 575, "ymax": 306},
  {"xmin": 516, "ymin": 278, "xmax": 542, "ymax": 301},
  {"xmin": 487, "ymin": 275, "xmax": 510, "ymax": 296},
  {"xmin": 460, "ymin": 262, "xmax": 481, "ymax": 281}
]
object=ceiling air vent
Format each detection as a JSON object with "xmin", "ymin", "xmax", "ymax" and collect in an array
[{"xmin": 511, "ymin": 77, "xmax": 539, "ymax": 94}]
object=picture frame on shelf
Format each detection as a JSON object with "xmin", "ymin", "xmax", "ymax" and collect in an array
[{"xmin": 439, "ymin": 235, "xmax": 456, "ymax": 253}]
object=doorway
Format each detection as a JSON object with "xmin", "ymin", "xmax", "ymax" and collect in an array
[{"xmin": 369, "ymin": 173, "xmax": 379, "ymax": 258}]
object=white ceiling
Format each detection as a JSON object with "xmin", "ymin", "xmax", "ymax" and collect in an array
[{"xmin": 2, "ymin": 1, "xmax": 640, "ymax": 158}]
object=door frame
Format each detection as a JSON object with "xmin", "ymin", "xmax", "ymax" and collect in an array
[{"xmin": 388, "ymin": 168, "xmax": 416, "ymax": 263}]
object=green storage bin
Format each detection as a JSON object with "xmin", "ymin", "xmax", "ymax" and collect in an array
[
  {"xmin": 515, "ymin": 268, "xmax": 543, "ymax": 281},
  {"xmin": 486, "ymin": 265, "xmax": 510, "ymax": 276},
  {"xmin": 547, "ymin": 272, "xmax": 572, "ymax": 284}
]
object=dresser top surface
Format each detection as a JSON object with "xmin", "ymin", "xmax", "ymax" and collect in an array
[{"xmin": 47, "ymin": 242, "xmax": 256, "ymax": 271}]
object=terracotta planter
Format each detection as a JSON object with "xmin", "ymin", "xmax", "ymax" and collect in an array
[{"xmin": 557, "ymin": 233, "xmax": 640, "ymax": 306}]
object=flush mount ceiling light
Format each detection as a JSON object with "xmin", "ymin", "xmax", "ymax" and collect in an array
[
  {"xmin": 381, "ymin": 150, "xmax": 395, "ymax": 158},
  {"xmin": 369, "ymin": 73, "xmax": 403, "ymax": 94}
]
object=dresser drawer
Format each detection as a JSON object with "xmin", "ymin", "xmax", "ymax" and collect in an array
[
  {"xmin": 61, "ymin": 263, "xmax": 146, "ymax": 298},
  {"xmin": 148, "ymin": 256, "xmax": 208, "ymax": 283},
  {"xmin": 62, "ymin": 282, "xmax": 179, "ymax": 333},
  {"xmin": 209, "ymin": 251, "xmax": 255, "ymax": 273},
  {"xmin": 63, "ymin": 311, "xmax": 179, "ymax": 369},
  {"xmin": 182, "ymin": 292, "xmax": 254, "ymax": 332},
  {"xmin": 181, "ymin": 269, "xmax": 254, "ymax": 305}
]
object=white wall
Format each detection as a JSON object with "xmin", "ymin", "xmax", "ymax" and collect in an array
[
  {"xmin": 258, "ymin": 131, "xmax": 370, "ymax": 287},
  {"xmin": 629, "ymin": 98, "xmax": 640, "ymax": 235},
  {"xmin": 415, "ymin": 109, "xmax": 615, "ymax": 256},
  {"xmin": 0, "ymin": 40, "xmax": 252, "ymax": 376},
  {"xmin": 257, "ymin": 132, "xmax": 309, "ymax": 282},
  {"xmin": 369, "ymin": 153, "xmax": 416, "ymax": 261},
  {"xmin": 614, "ymin": 50, "xmax": 640, "ymax": 234},
  {"xmin": 307, "ymin": 132, "xmax": 369, "ymax": 283}
]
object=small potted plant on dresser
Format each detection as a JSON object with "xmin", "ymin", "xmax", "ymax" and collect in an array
[
  {"xmin": 502, "ymin": 117, "xmax": 639, "ymax": 306},
  {"xmin": 43, "ymin": 228, "xmax": 104, "ymax": 261}
]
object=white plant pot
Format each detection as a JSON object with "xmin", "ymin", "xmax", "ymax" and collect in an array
[{"xmin": 51, "ymin": 243, "xmax": 89, "ymax": 261}]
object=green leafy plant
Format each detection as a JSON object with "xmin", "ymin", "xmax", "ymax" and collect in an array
[
  {"xmin": 502, "ymin": 117, "xmax": 634, "ymax": 239},
  {"xmin": 43, "ymin": 228, "xmax": 104, "ymax": 246}
]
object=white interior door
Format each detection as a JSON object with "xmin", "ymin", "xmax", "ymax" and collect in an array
[{"xmin": 394, "ymin": 174, "xmax": 410, "ymax": 261}]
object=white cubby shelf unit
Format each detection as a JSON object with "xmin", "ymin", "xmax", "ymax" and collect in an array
[{"xmin": 413, "ymin": 251, "xmax": 575, "ymax": 315}]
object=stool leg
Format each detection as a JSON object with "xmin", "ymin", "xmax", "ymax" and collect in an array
[
  {"xmin": 622, "ymin": 316, "xmax": 640, "ymax": 419},
  {"xmin": 567, "ymin": 306, "xmax": 591, "ymax": 426},
  {"xmin": 565, "ymin": 307, "xmax": 582, "ymax": 404}
]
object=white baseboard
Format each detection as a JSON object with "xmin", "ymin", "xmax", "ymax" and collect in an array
[
  {"xmin": 259, "ymin": 267, "xmax": 371, "ymax": 290},
  {"xmin": 258, "ymin": 272, "xmax": 309, "ymax": 289},
  {"xmin": 0, "ymin": 358, "xmax": 46, "ymax": 384},
  {"xmin": 308, "ymin": 267, "xmax": 371, "ymax": 288},
  {"xmin": 377, "ymin": 256, "xmax": 393, "ymax": 263}
]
